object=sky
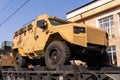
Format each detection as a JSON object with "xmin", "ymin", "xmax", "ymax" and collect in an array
[{"xmin": 0, "ymin": 0, "xmax": 93, "ymax": 46}]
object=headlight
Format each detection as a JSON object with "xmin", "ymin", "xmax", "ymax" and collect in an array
[{"xmin": 74, "ymin": 26, "xmax": 85, "ymax": 34}]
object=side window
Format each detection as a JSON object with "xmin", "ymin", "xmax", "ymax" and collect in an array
[
  {"xmin": 37, "ymin": 19, "xmax": 47, "ymax": 29},
  {"xmin": 28, "ymin": 24, "xmax": 33, "ymax": 30}
]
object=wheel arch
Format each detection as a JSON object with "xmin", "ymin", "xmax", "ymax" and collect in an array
[
  {"xmin": 12, "ymin": 48, "xmax": 26, "ymax": 57},
  {"xmin": 12, "ymin": 48, "xmax": 18, "ymax": 57},
  {"xmin": 44, "ymin": 33, "xmax": 66, "ymax": 51}
]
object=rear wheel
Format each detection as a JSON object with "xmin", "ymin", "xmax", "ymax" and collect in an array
[
  {"xmin": 45, "ymin": 41, "xmax": 70, "ymax": 70},
  {"xmin": 14, "ymin": 54, "xmax": 27, "ymax": 70},
  {"xmin": 0, "ymin": 69, "xmax": 3, "ymax": 80},
  {"xmin": 86, "ymin": 51, "xmax": 111, "ymax": 70}
]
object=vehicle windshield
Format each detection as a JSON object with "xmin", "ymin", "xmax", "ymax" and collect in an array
[{"xmin": 49, "ymin": 18, "xmax": 69, "ymax": 26}]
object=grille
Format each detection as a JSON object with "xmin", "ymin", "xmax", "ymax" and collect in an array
[{"xmin": 87, "ymin": 27, "xmax": 106, "ymax": 46}]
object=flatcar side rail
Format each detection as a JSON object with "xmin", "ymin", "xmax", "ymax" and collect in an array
[{"xmin": 2, "ymin": 65, "xmax": 120, "ymax": 80}]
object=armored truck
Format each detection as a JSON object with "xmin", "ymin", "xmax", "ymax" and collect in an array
[{"xmin": 12, "ymin": 14, "xmax": 110, "ymax": 70}]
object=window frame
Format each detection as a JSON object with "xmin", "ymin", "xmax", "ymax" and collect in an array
[
  {"xmin": 98, "ymin": 15, "xmax": 114, "ymax": 38},
  {"xmin": 107, "ymin": 45, "xmax": 117, "ymax": 65}
]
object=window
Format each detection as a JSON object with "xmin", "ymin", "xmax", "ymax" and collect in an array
[
  {"xmin": 118, "ymin": 13, "xmax": 120, "ymax": 34},
  {"xmin": 107, "ymin": 45, "xmax": 117, "ymax": 65},
  {"xmin": 98, "ymin": 16, "xmax": 114, "ymax": 38},
  {"xmin": 49, "ymin": 18, "xmax": 69, "ymax": 26}
]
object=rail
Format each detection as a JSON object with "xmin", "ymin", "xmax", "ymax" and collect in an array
[{"xmin": 2, "ymin": 65, "xmax": 120, "ymax": 80}]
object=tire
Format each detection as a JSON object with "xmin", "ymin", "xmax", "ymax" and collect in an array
[
  {"xmin": 0, "ymin": 69, "xmax": 3, "ymax": 80},
  {"xmin": 101, "ymin": 51, "xmax": 111, "ymax": 67},
  {"xmin": 14, "ymin": 54, "xmax": 27, "ymax": 70},
  {"xmin": 45, "ymin": 41, "xmax": 70, "ymax": 70},
  {"xmin": 86, "ymin": 51, "xmax": 111, "ymax": 70}
]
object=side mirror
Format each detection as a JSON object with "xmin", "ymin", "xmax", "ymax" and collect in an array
[{"xmin": 37, "ymin": 20, "xmax": 47, "ymax": 29}]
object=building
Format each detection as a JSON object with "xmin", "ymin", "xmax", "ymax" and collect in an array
[{"xmin": 66, "ymin": 0, "xmax": 120, "ymax": 66}]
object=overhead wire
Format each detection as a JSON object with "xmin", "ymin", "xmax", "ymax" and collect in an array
[
  {"xmin": 0, "ymin": 0, "xmax": 30, "ymax": 26},
  {"xmin": 0, "ymin": 0, "xmax": 14, "ymax": 14}
]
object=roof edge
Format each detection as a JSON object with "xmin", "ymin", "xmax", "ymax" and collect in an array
[{"xmin": 66, "ymin": 0, "xmax": 97, "ymax": 14}]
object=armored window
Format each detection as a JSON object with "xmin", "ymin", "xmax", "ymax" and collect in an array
[
  {"xmin": 14, "ymin": 31, "xmax": 18, "ymax": 37},
  {"xmin": 98, "ymin": 16, "xmax": 114, "ymax": 38},
  {"xmin": 107, "ymin": 45, "xmax": 117, "ymax": 65},
  {"xmin": 23, "ymin": 27, "xmax": 27, "ymax": 32},
  {"xmin": 28, "ymin": 24, "xmax": 33, "ymax": 30},
  {"xmin": 19, "ymin": 28, "xmax": 23, "ymax": 34},
  {"xmin": 49, "ymin": 18, "xmax": 69, "ymax": 26}
]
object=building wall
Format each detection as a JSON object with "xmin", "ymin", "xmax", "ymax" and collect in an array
[{"xmin": 77, "ymin": 6, "xmax": 120, "ymax": 66}]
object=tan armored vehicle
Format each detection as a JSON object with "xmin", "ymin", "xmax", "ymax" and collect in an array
[{"xmin": 12, "ymin": 14, "xmax": 110, "ymax": 70}]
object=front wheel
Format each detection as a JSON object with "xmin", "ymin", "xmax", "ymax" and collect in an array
[
  {"xmin": 45, "ymin": 41, "xmax": 70, "ymax": 70},
  {"xmin": 14, "ymin": 54, "xmax": 27, "ymax": 70}
]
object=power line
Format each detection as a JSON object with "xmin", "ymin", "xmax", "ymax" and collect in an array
[
  {"xmin": 0, "ymin": 0, "xmax": 30, "ymax": 26},
  {"xmin": 0, "ymin": 0, "xmax": 14, "ymax": 14}
]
